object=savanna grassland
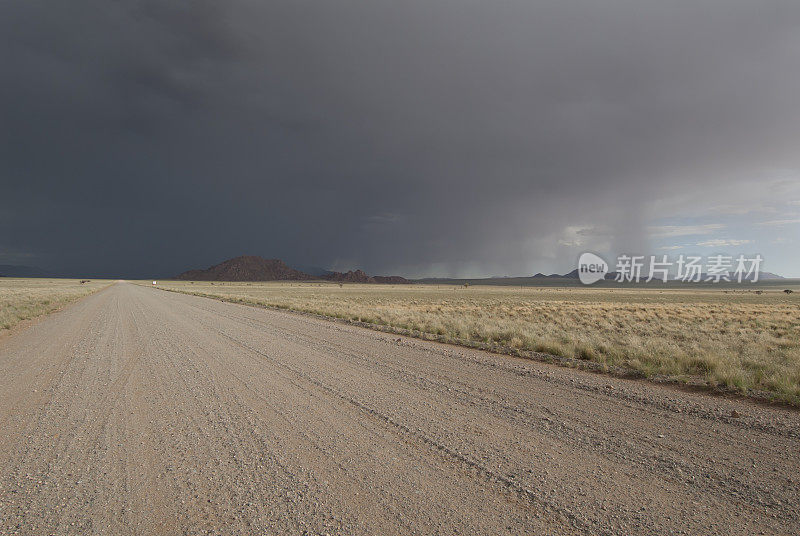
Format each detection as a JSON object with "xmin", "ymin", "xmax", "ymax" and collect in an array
[
  {"xmin": 148, "ymin": 280, "xmax": 800, "ymax": 404},
  {"xmin": 0, "ymin": 278, "xmax": 110, "ymax": 331}
]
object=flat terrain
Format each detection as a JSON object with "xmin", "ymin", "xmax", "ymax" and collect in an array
[
  {"xmin": 0, "ymin": 278, "xmax": 109, "ymax": 332},
  {"xmin": 151, "ymin": 280, "xmax": 800, "ymax": 404},
  {"xmin": 0, "ymin": 282, "xmax": 798, "ymax": 535}
]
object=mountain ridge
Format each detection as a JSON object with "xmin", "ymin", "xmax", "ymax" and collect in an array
[{"xmin": 174, "ymin": 256, "xmax": 410, "ymax": 283}]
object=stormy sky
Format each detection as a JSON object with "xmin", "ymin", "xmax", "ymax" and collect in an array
[{"xmin": 2, "ymin": 0, "xmax": 800, "ymax": 278}]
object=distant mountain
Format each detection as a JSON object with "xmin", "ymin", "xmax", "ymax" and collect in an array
[
  {"xmin": 175, "ymin": 256, "xmax": 411, "ymax": 283},
  {"xmin": 175, "ymin": 256, "xmax": 314, "ymax": 281},
  {"xmin": 532, "ymin": 270, "xmax": 579, "ymax": 278},
  {"xmin": 374, "ymin": 275, "xmax": 411, "ymax": 284},
  {"xmin": 321, "ymin": 270, "xmax": 410, "ymax": 284},
  {"xmin": 0, "ymin": 264, "xmax": 53, "ymax": 278},
  {"xmin": 532, "ymin": 269, "xmax": 784, "ymax": 281},
  {"xmin": 323, "ymin": 269, "xmax": 375, "ymax": 283}
]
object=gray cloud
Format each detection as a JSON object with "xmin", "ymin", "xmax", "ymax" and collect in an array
[{"xmin": 2, "ymin": 1, "xmax": 800, "ymax": 277}]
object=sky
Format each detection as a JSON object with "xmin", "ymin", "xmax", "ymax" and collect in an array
[{"xmin": 2, "ymin": 0, "xmax": 799, "ymax": 278}]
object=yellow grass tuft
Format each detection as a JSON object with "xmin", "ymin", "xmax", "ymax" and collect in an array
[{"xmin": 0, "ymin": 278, "xmax": 109, "ymax": 331}]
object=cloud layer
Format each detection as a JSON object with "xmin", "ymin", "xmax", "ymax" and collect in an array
[{"xmin": 2, "ymin": 1, "xmax": 800, "ymax": 277}]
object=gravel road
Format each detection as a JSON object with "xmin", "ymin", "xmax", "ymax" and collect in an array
[{"xmin": 0, "ymin": 282, "xmax": 797, "ymax": 535}]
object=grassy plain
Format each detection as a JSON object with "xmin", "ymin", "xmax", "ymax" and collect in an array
[
  {"xmin": 0, "ymin": 278, "xmax": 110, "ymax": 331},
  {"xmin": 150, "ymin": 280, "xmax": 800, "ymax": 404}
]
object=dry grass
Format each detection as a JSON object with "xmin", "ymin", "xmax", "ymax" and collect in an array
[
  {"xmin": 0, "ymin": 278, "xmax": 110, "ymax": 331},
  {"xmin": 149, "ymin": 280, "xmax": 800, "ymax": 405}
]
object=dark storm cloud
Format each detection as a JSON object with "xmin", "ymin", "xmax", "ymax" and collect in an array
[{"xmin": 2, "ymin": 1, "xmax": 800, "ymax": 277}]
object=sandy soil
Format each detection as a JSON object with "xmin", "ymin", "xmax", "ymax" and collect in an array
[{"xmin": 0, "ymin": 282, "xmax": 797, "ymax": 535}]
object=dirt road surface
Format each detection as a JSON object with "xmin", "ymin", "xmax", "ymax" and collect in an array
[{"xmin": 0, "ymin": 283, "xmax": 797, "ymax": 535}]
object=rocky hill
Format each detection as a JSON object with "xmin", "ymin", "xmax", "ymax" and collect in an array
[
  {"xmin": 323, "ymin": 270, "xmax": 375, "ymax": 283},
  {"xmin": 373, "ymin": 275, "xmax": 410, "ymax": 284},
  {"xmin": 175, "ymin": 256, "xmax": 314, "ymax": 281},
  {"xmin": 320, "ymin": 270, "xmax": 411, "ymax": 284},
  {"xmin": 175, "ymin": 256, "xmax": 410, "ymax": 283}
]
